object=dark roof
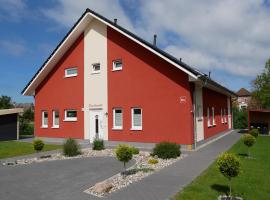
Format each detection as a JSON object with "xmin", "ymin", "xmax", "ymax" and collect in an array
[
  {"xmin": 236, "ymin": 88, "xmax": 251, "ymax": 97},
  {"xmin": 22, "ymin": 8, "xmax": 235, "ymax": 96}
]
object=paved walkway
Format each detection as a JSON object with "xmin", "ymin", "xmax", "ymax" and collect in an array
[{"xmin": 106, "ymin": 130, "xmax": 241, "ymax": 200}]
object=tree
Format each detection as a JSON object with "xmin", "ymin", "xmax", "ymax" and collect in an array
[
  {"xmin": 0, "ymin": 95, "xmax": 14, "ymax": 109},
  {"xmin": 115, "ymin": 144, "xmax": 133, "ymax": 171},
  {"xmin": 19, "ymin": 107, "xmax": 34, "ymax": 136},
  {"xmin": 242, "ymin": 134, "xmax": 256, "ymax": 158},
  {"xmin": 217, "ymin": 153, "xmax": 241, "ymax": 198},
  {"xmin": 252, "ymin": 58, "xmax": 270, "ymax": 109},
  {"xmin": 232, "ymin": 105, "xmax": 248, "ymax": 129}
]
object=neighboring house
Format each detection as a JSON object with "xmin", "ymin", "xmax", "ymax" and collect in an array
[
  {"xmin": 0, "ymin": 108, "xmax": 23, "ymax": 141},
  {"xmin": 22, "ymin": 9, "xmax": 235, "ymax": 148},
  {"xmin": 236, "ymin": 88, "xmax": 251, "ymax": 109}
]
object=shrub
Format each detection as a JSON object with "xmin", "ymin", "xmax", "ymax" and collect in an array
[
  {"xmin": 63, "ymin": 138, "xmax": 81, "ymax": 157},
  {"xmin": 115, "ymin": 144, "xmax": 133, "ymax": 170},
  {"xmin": 242, "ymin": 134, "xmax": 256, "ymax": 158},
  {"xmin": 152, "ymin": 142, "xmax": 181, "ymax": 159},
  {"xmin": 249, "ymin": 129, "xmax": 259, "ymax": 138},
  {"xmin": 130, "ymin": 146, "xmax": 139, "ymax": 155},
  {"xmin": 217, "ymin": 153, "xmax": 241, "ymax": 198},
  {"xmin": 92, "ymin": 139, "xmax": 105, "ymax": 151},
  {"xmin": 148, "ymin": 158, "xmax": 158, "ymax": 165},
  {"xmin": 33, "ymin": 139, "xmax": 44, "ymax": 152}
]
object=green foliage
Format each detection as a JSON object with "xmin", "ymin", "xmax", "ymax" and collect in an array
[
  {"xmin": 148, "ymin": 158, "xmax": 158, "ymax": 164},
  {"xmin": 232, "ymin": 106, "xmax": 248, "ymax": 129},
  {"xmin": 92, "ymin": 139, "xmax": 105, "ymax": 150},
  {"xmin": 217, "ymin": 153, "xmax": 241, "ymax": 197},
  {"xmin": 63, "ymin": 138, "xmax": 81, "ymax": 157},
  {"xmin": 22, "ymin": 107, "xmax": 34, "ymax": 121},
  {"xmin": 249, "ymin": 129, "xmax": 259, "ymax": 138},
  {"xmin": 19, "ymin": 108, "xmax": 34, "ymax": 136},
  {"xmin": 115, "ymin": 144, "xmax": 133, "ymax": 170},
  {"xmin": 0, "ymin": 95, "xmax": 14, "ymax": 109},
  {"xmin": 130, "ymin": 146, "xmax": 139, "ymax": 155},
  {"xmin": 242, "ymin": 134, "xmax": 256, "ymax": 147},
  {"xmin": 33, "ymin": 139, "xmax": 45, "ymax": 152},
  {"xmin": 252, "ymin": 58, "xmax": 270, "ymax": 109},
  {"xmin": 152, "ymin": 142, "xmax": 181, "ymax": 159}
]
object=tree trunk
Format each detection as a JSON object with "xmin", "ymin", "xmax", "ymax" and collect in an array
[
  {"xmin": 248, "ymin": 147, "xmax": 250, "ymax": 159},
  {"xmin": 229, "ymin": 178, "xmax": 232, "ymax": 200}
]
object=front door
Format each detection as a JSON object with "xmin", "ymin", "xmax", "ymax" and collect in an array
[{"xmin": 90, "ymin": 109, "xmax": 103, "ymax": 140}]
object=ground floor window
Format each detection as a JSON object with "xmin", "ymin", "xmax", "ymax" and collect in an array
[
  {"xmin": 52, "ymin": 110, "xmax": 59, "ymax": 128},
  {"xmin": 131, "ymin": 108, "xmax": 142, "ymax": 130},
  {"xmin": 224, "ymin": 109, "xmax": 227, "ymax": 123},
  {"xmin": 64, "ymin": 110, "xmax": 77, "ymax": 121},
  {"xmin": 212, "ymin": 107, "xmax": 216, "ymax": 125},
  {"xmin": 113, "ymin": 108, "xmax": 123, "ymax": 129},
  {"xmin": 207, "ymin": 107, "xmax": 212, "ymax": 127},
  {"xmin": 42, "ymin": 111, "xmax": 48, "ymax": 128}
]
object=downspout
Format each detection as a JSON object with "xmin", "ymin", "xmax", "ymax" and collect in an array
[{"xmin": 193, "ymin": 90, "xmax": 197, "ymax": 149}]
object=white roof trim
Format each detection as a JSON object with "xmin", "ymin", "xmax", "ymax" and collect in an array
[{"xmin": 23, "ymin": 12, "xmax": 197, "ymax": 96}]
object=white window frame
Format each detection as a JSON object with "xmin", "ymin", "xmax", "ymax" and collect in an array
[
  {"xmin": 92, "ymin": 63, "xmax": 101, "ymax": 74},
  {"xmin": 221, "ymin": 109, "xmax": 224, "ymax": 124},
  {"xmin": 52, "ymin": 110, "xmax": 59, "ymax": 128},
  {"xmin": 212, "ymin": 107, "xmax": 216, "ymax": 126},
  {"xmin": 224, "ymin": 109, "xmax": 227, "ymax": 123},
  {"xmin": 65, "ymin": 67, "xmax": 78, "ymax": 78},
  {"xmin": 112, "ymin": 60, "xmax": 123, "ymax": 71},
  {"xmin": 112, "ymin": 108, "xmax": 123, "ymax": 130},
  {"xmin": 207, "ymin": 107, "xmax": 212, "ymax": 127},
  {"xmin": 64, "ymin": 110, "xmax": 77, "ymax": 121},
  {"xmin": 131, "ymin": 108, "xmax": 142, "ymax": 130},
  {"xmin": 42, "ymin": 111, "xmax": 48, "ymax": 128}
]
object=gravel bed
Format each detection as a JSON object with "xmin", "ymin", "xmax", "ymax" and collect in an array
[{"xmin": 84, "ymin": 152, "xmax": 187, "ymax": 197}]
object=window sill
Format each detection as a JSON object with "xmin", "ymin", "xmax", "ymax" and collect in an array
[
  {"xmin": 41, "ymin": 126, "xmax": 48, "ymax": 129},
  {"xmin": 207, "ymin": 125, "xmax": 212, "ymax": 128},
  {"xmin": 112, "ymin": 68, "xmax": 122, "ymax": 72},
  {"xmin": 64, "ymin": 74, "xmax": 77, "ymax": 78},
  {"xmin": 112, "ymin": 127, "xmax": 123, "ymax": 130},
  {"xmin": 91, "ymin": 71, "xmax": 100, "ymax": 75},
  {"xmin": 63, "ymin": 119, "xmax": 77, "ymax": 122},
  {"xmin": 130, "ymin": 128, "xmax": 142, "ymax": 131},
  {"xmin": 51, "ymin": 126, "xmax": 59, "ymax": 129}
]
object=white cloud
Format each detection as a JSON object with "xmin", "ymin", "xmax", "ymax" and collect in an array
[
  {"xmin": 0, "ymin": 0, "xmax": 26, "ymax": 21},
  {"xmin": 41, "ymin": 0, "xmax": 270, "ymax": 78},
  {"xmin": 0, "ymin": 40, "xmax": 27, "ymax": 56}
]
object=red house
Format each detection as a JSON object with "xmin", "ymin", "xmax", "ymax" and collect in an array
[{"xmin": 22, "ymin": 9, "xmax": 235, "ymax": 148}]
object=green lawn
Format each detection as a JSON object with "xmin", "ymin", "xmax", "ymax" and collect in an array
[
  {"xmin": 0, "ymin": 141, "xmax": 61, "ymax": 159},
  {"xmin": 173, "ymin": 136, "xmax": 270, "ymax": 200}
]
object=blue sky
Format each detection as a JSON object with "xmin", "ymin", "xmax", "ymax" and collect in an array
[{"xmin": 1, "ymin": 0, "xmax": 270, "ymax": 103}]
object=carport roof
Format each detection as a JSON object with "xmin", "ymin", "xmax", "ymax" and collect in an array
[{"xmin": 0, "ymin": 108, "xmax": 24, "ymax": 116}]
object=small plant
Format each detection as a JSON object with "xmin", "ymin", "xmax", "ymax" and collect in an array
[
  {"xmin": 130, "ymin": 146, "xmax": 139, "ymax": 155},
  {"xmin": 63, "ymin": 138, "xmax": 81, "ymax": 157},
  {"xmin": 217, "ymin": 153, "xmax": 241, "ymax": 198},
  {"xmin": 92, "ymin": 139, "xmax": 105, "ymax": 151},
  {"xmin": 152, "ymin": 141, "xmax": 181, "ymax": 159},
  {"xmin": 115, "ymin": 144, "xmax": 133, "ymax": 171},
  {"xmin": 242, "ymin": 134, "xmax": 256, "ymax": 158},
  {"xmin": 33, "ymin": 139, "xmax": 45, "ymax": 153},
  {"xmin": 249, "ymin": 128, "xmax": 259, "ymax": 138},
  {"xmin": 148, "ymin": 158, "xmax": 158, "ymax": 165}
]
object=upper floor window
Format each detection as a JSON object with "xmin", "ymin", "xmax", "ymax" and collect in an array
[
  {"xmin": 112, "ymin": 60, "xmax": 122, "ymax": 71},
  {"xmin": 65, "ymin": 67, "xmax": 78, "ymax": 78},
  {"xmin": 113, "ymin": 108, "xmax": 123, "ymax": 130},
  {"xmin": 131, "ymin": 108, "xmax": 142, "ymax": 130},
  {"xmin": 92, "ymin": 63, "xmax": 101, "ymax": 74},
  {"xmin": 52, "ymin": 110, "xmax": 59, "ymax": 128},
  {"xmin": 64, "ymin": 110, "xmax": 77, "ymax": 121},
  {"xmin": 42, "ymin": 111, "xmax": 48, "ymax": 128}
]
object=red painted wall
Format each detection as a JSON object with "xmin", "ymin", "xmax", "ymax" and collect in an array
[
  {"xmin": 203, "ymin": 88, "xmax": 229, "ymax": 139},
  {"xmin": 107, "ymin": 27, "xmax": 194, "ymax": 144},
  {"xmin": 34, "ymin": 34, "xmax": 84, "ymax": 139}
]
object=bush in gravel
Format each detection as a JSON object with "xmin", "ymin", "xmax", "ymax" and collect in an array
[
  {"xmin": 63, "ymin": 138, "xmax": 81, "ymax": 157},
  {"xmin": 217, "ymin": 153, "xmax": 241, "ymax": 198},
  {"xmin": 92, "ymin": 139, "xmax": 105, "ymax": 151},
  {"xmin": 130, "ymin": 146, "xmax": 139, "ymax": 155},
  {"xmin": 115, "ymin": 144, "xmax": 133, "ymax": 171},
  {"xmin": 249, "ymin": 128, "xmax": 259, "ymax": 138},
  {"xmin": 148, "ymin": 158, "xmax": 158, "ymax": 165},
  {"xmin": 33, "ymin": 139, "xmax": 44, "ymax": 153},
  {"xmin": 242, "ymin": 134, "xmax": 256, "ymax": 158},
  {"xmin": 151, "ymin": 142, "xmax": 181, "ymax": 159}
]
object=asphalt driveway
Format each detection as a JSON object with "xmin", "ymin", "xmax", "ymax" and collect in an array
[{"xmin": 0, "ymin": 157, "xmax": 133, "ymax": 200}]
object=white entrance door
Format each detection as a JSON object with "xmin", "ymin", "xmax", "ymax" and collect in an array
[{"xmin": 90, "ymin": 109, "xmax": 104, "ymax": 140}]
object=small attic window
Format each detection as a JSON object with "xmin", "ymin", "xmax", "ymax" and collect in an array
[
  {"xmin": 92, "ymin": 63, "xmax": 101, "ymax": 74},
  {"xmin": 112, "ymin": 60, "xmax": 122, "ymax": 71},
  {"xmin": 65, "ymin": 67, "xmax": 78, "ymax": 77}
]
